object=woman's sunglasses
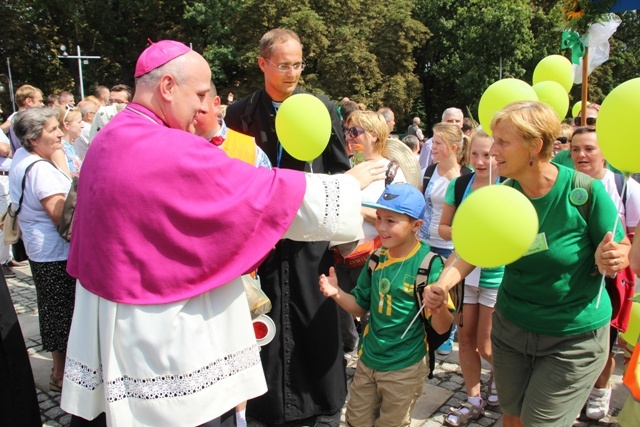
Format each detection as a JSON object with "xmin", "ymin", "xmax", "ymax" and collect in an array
[
  {"xmin": 345, "ymin": 126, "xmax": 366, "ymax": 138},
  {"xmin": 556, "ymin": 136, "xmax": 570, "ymax": 144},
  {"xmin": 573, "ymin": 117, "xmax": 597, "ymax": 126}
]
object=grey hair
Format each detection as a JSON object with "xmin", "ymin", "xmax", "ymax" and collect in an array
[
  {"xmin": 442, "ymin": 107, "xmax": 463, "ymax": 121},
  {"xmin": 135, "ymin": 54, "xmax": 189, "ymax": 90},
  {"xmin": 412, "ymin": 117, "xmax": 421, "ymax": 125},
  {"xmin": 378, "ymin": 107, "xmax": 393, "ymax": 122},
  {"xmin": 12, "ymin": 107, "xmax": 59, "ymax": 151}
]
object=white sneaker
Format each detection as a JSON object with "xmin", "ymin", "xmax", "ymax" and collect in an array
[{"xmin": 585, "ymin": 386, "xmax": 611, "ymax": 420}]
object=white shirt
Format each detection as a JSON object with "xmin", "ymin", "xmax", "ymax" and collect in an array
[
  {"xmin": 418, "ymin": 166, "xmax": 453, "ymax": 250},
  {"xmin": 9, "ymin": 148, "xmax": 71, "ymax": 262},
  {"xmin": 601, "ymin": 169, "xmax": 640, "ymax": 230}
]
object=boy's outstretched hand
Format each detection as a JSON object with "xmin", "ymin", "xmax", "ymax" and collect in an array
[{"xmin": 319, "ymin": 267, "xmax": 339, "ymax": 297}]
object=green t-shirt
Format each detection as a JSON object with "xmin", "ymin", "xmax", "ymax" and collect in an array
[
  {"xmin": 444, "ymin": 176, "xmax": 505, "ymax": 289},
  {"xmin": 352, "ymin": 240, "xmax": 444, "ymax": 371},
  {"xmin": 551, "ymin": 149, "xmax": 574, "ymax": 169},
  {"xmin": 497, "ymin": 165, "xmax": 623, "ymax": 336}
]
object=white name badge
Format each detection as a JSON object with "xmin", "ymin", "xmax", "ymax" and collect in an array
[{"xmin": 523, "ymin": 232, "xmax": 548, "ymax": 257}]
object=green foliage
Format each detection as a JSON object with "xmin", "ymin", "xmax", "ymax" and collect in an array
[{"xmin": 0, "ymin": 0, "xmax": 637, "ymax": 129}]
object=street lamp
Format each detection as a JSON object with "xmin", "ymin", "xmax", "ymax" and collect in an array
[
  {"xmin": 58, "ymin": 45, "xmax": 101, "ymax": 99},
  {"xmin": 0, "ymin": 58, "xmax": 16, "ymax": 113}
]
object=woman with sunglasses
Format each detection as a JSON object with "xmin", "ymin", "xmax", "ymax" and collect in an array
[
  {"xmin": 553, "ymin": 104, "xmax": 600, "ymax": 169},
  {"xmin": 570, "ymin": 125, "xmax": 640, "ymax": 421},
  {"xmin": 553, "ymin": 123, "xmax": 573, "ymax": 156},
  {"xmin": 423, "ymin": 101, "xmax": 630, "ymax": 426},
  {"xmin": 57, "ymin": 105, "xmax": 83, "ymax": 177},
  {"xmin": 336, "ymin": 110, "xmax": 407, "ymax": 359}
]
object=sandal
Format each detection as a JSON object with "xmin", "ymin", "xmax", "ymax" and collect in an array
[
  {"xmin": 444, "ymin": 401, "xmax": 485, "ymax": 426},
  {"xmin": 486, "ymin": 372, "xmax": 499, "ymax": 407},
  {"xmin": 50, "ymin": 373, "xmax": 63, "ymax": 393}
]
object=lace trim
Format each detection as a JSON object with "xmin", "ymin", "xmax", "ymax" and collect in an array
[
  {"xmin": 65, "ymin": 344, "xmax": 262, "ymax": 402},
  {"xmin": 303, "ymin": 175, "xmax": 340, "ymax": 240}
]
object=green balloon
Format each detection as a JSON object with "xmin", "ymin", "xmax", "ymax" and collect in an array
[
  {"xmin": 478, "ymin": 79, "xmax": 538, "ymax": 136},
  {"xmin": 533, "ymin": 81, "xmax": 570, "ymax": 120},
  {"xmin": 452, "ymin": 185, "xmax": 538, "ymax": 268},
  {"xmin": 597, "ymin": 78, "xmax": 640, "ymax": 173},
  {"xmin": 533, "ymin": 55, "xmax": 573, "ymax": 93},
  {"xmin": 275, "ymin": 93, "xmax": 332, "ymax": 162}
]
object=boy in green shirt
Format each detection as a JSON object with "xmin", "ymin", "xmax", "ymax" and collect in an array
[{"xmin": 319, "ymin": 183, "xmax": 453, "ymax": 427}]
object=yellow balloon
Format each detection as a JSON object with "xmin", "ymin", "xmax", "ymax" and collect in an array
[
  {"xmin": 621, "ymin": 297, "xmax": 640, "ymax": 344},
  {"xmin": 572, "ymin": 100, "xmax": 590, "ymax": 118},
  {"xmin": 533, "ymin": 55, "xmax": 573, "ymax": 93},
  {"xmin": 597, "ymin": 78, "xmax": 640, "ymax": 173},
  {"xmin": 452, "ymin": 185, "xmax": 539, "ymax": 268},
  {"xmin": 533, "ymin": 81, "xmax": 570, "ymax": 120},
  {"xmin": 478, "ymin": 79, "xmax": 538, "ymax": 136},
  {"xmin": 275, "ymin": 94, "xmax": 332, "ymax": 162}
]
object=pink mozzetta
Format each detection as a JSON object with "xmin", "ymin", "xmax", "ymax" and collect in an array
[
  {"xmin": 67, "ymin": 103, "xmax": 306, "ymax": 304},
  {"xmin": 134, "ymin": 40, "xmax": 191, "ymax": 78}
]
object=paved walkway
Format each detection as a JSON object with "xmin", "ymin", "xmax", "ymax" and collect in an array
[{"xmin": 7, "ymin": 265, "xmax": 629, "ymax": 426}]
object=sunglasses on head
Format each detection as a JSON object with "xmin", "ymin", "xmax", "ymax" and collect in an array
[
  {"xmin": 556, "ymin": 136, "xmax": 569, "ymax": 144},
  {"xmin": 345, "ymin": 126, "xmax": 366, "ymax": 138},
  {"xmin": 573, "ymin": 117, "xmax": 597, "ymax": 126}
]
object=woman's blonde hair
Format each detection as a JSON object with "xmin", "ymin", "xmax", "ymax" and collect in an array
[
  {"xmin": 57, "ymin": 105, "xmax": 81, "ymax": 131},
  {"xmin": 491, "ymin": 101, "xmax": 559, "ymax": 160},
  {"xmin": 432, "ymin": 122, "xmax": 462, "ymax": 155},
  {"xmin": 346, "ymin": 110, "xmax": 390, "ymax": 155}
]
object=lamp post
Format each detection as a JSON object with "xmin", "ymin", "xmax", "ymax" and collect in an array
[
  {"xmin": 0, "ymin": 59, "xmax": 16, "ymax": 113},
  {"xmin": 58, "ymin": 45, "xmax": 101, "ymax": 99}
]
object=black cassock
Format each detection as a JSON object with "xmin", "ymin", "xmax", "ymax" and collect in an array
[{"xmin": 226, "ymin": 88, "xmax": 351, "ymax": 425}]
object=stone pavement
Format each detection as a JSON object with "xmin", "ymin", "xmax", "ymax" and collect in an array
[{"xmin": 7, "ymin": 265, "xmax": 630, "ymax": 427}]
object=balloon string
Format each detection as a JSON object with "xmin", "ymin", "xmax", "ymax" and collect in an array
[
  {"xmin": 401, "ymin": 254, "xmax": 460, "ymax": 339},
  {"xmin": 596, "ymin": 173, "xmax": 629, "ymax": 308},
  {"xmin": 308, "ymin": 162, "xmax": 314, "ymax": 174}
]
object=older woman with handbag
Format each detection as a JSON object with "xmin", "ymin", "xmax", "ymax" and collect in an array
[
  {"xmin": 424, "ymin": 101, "xmax": 630, "ymax": 427},
  {"xmin": 11, "ymin": 107, "xmax": 74, "ymax": 393}
]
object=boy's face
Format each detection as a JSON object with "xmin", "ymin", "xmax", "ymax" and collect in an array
[{"xmin": 375, "ymin": 209, "xmax": 423, "ymax": 252}]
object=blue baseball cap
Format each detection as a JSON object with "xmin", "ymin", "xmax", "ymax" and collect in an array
[{"xmin": 363, "ymin": 183, "xmax": 426, "ymax": 220}]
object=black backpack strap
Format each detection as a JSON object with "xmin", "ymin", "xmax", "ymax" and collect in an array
[
  {"xmin": 367, "ymin": 249, "xmax": 381, "ymax": 277},
  {"xmin": 614, "ymin": 173, "xmax": 627, "ymax": 208},
  {"xmin": 12, "ymin": 159, "xmax": 51, "ymax": 216},
  {"xmin": 422, "ymin": 163, "xmax": 437, "ymax": 193},
  {"xmin": 460, "ymin": 166, "xmax": 473, "ymax": 176},
  {"xmin": 453, "ymin": 173, "xmax": 475, "ymax": 208}
]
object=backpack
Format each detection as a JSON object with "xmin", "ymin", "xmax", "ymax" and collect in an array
[
  {"xmin": 422, "ymin": 163, "xmax": 472, "ymax": 193},
  {"xmin": 367, "ymin": 249, "xmax": 464, "ymax": 378},
  {"xmin": 453, "ymin": 173, "xmax": 508, "ymax": 208},
  {"xmin": 505, "ymin": 171, "xmax": 635, "ymax": 332}
]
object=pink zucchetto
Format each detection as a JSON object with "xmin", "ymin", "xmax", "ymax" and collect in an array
[{"xmin": 134, "ymin": 39, "xmax": 191, "ymax": 78}]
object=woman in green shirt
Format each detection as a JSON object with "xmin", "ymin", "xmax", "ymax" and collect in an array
[{"xmin": 424, "ymin": 101, "xmax": 630, "ymax": 427}]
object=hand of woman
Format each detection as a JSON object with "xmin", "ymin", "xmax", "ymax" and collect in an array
[
  {"xmin": 423, "ymin": 284, "xmax": 448, "ymax": 313},
  {"xmin": 595, "ymin": 231, "xmax": 631, "ymax": 276},
  {"xmin": 345, "ymin": 160, "xmax": 386, "ymax": 190}
]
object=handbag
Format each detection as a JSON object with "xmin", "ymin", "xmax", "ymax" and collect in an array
[
  {"xmin": 57, "ymin": 176, "xmax": 78, "ymax": 242},
  {"xmin": 334, "ymin": 236, "xmax": 382, "ymax": 269},
  {"xmin": 1, "ymin": 203, "xmax": 20, "ymax": 245},
  {"xmin": 1, "ymin": 159, "xmax": 50, "ymax": 246}
]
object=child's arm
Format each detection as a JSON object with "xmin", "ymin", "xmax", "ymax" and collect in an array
[
  {"xmin": 428, "ymin": 293, "xmax": 455, "ymax": 335},
  {"xmin": 424, "ymin": 254, "xmax": 475, "ymax": 313},
  {"xmin": 319, "ymin": 267, "xmax": 367, "ymax": 317},
  {"xmin": 438, "ymin": 202, "xmax": 456, "ymax": 241}
]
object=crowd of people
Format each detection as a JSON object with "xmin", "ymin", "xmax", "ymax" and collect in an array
[{"xmin": 0, "ymin": 27, "xmax": 639, "ymax": 427}]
